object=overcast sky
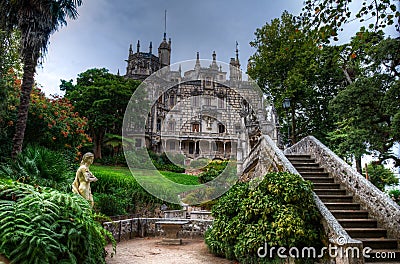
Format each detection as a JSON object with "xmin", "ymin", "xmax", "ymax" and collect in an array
[{"xmin": 35, "ymin": 0, "xmax": 397, "ymax": 96}]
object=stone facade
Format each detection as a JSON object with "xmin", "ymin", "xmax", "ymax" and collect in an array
[{"xmin": 124, "ymin": 34, "xmax": 278, "ymax": 166}]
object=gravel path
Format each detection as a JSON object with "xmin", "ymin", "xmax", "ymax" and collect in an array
[{"xmin": 105, "ymin": 237, "xmax": 236, "ymax": 264}]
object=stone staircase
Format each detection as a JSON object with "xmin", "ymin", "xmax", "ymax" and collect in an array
[{"xmin": 286, "ymin": 154, "xmax": 400, "ymax": 263}]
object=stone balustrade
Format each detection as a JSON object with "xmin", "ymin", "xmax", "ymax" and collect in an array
[
  {"xmin": 241, "ymin": 135, "xmax": 364, "ymax": 264},
  {"xmin": 285, "ymin": 136, "xmax": 400, "ymax": 241}
]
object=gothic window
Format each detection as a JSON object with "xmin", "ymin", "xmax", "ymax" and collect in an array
[
  {"xmin": 205, "ymin": 97, "xmax": 211, "ymax": 106},
  {"xmin": 218, "ymin": 123, "xmax": 225, "ymax": 134},
  {"xmin": 156, "ymin": 118, "xmax": 162, "ymax": 131},
  {"xmin": 192, "ymin": 123, "xmax": 200, "ymax": 132},
  {"xmin": 218, "ymin": 98, "xmax": 224, "ymax": 108},
  {"xmin": 170, "ymin": 95, "xmax": 175, "ymax": 107},
  {"xmin": 168, "ymin": 121, "xmax": 175, "ymax": 131},
  {"xmin": 205, "ymin": 77, "xmax": 211, "ymax": 87},
  {"xmin": 192, "ymin": 96, "xmax": 199, "ymax": 107}
]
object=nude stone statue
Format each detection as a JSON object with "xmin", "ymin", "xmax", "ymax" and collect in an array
[{"xmin": 72, "ymin": 152, "xmax": 98, "ymax": 206}]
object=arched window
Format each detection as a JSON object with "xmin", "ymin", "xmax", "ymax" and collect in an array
[
  {"xmin": 156, "ymin": 118, "xmax": 162, "ymax": 131},
  {"xmin": 192, "ymin": 123, "xmax": 200, "ymax": 132},
  {"xmin": 218, "ymin": 123, "xmax": 225, "ymax": 134}
]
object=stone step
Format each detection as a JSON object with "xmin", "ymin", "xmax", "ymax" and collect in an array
[
  {"xmin": 319, "ymin": 195, "xmax": 354, "ymax": 203},
  {"xmin": 286, "ymin": 154, "xmax": 311, "ymax": 160},
  {"xmin": 303, "ymin": 177, "xmax": 335, "ymax": 183},
  {"xmin": 345, "ymin": 228, "xmax": 387, "ymax": 238},
  {"xmin": 365, "ymin": 249, "xmax": 400, "ymax": 263},
  {"xmin": 296, "ymin": 167, "xmax": 326, "ymax": 172},
  {"xmin": 313, "ymin": 183, "xmax": 341, "ymax": 189},
  {"xmin": 358, "ymin": 238, "xmax": 398, "ymax": 250},
  {"xmin": 290, "ymin": 162, "xmax": 321, "ymax": 167},
  {"xmin": 325, "ymin": 203, "xmax": 361, "ymax": 210},
  {"xmin": 289, "ymin": 160, "xmax": 316, "ymax": 165},
  {"xmin": 337, "ymin": 219, "xmax": 377, "ymax": 228},
  {"xmin": 314, "ymin": 189, "xmax": 347, "ymax": 195},
  {"xmin": 330, "ymin": 210, "xmax": 369, "ymax": 219},
  {"xmin": 299, "ymin": 172, "xmax": 330, "ymax": 177}
]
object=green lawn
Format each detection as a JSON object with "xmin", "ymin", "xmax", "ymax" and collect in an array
[{"xmin": 91, "ymin": 165, "xmax": 199, "ymax": 185}]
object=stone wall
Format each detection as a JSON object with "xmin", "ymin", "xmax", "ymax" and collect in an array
[{"xmin": 103, "ymin": 218, "xmax": 213, "ymax": 242}]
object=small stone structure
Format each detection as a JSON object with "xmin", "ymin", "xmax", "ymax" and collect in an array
[
  {"xmin": 156, "ymin": 220, "xmax": 189, "ymax": 245},
  {"xmin": 103, "ymin": 217, "xmax": 212, "ymax": 242}
]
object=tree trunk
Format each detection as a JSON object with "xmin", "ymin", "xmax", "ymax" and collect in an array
[
  {"xmin": 92, "ymin": 128, "xmax": 105, "ymax": 159},
  {"xmin": 11, "ymin": 49, "xmax": 39, "ymax": 158},
  {"xmin": 355, "ymin": 155, "xmax": 362, "ymax": 174}
]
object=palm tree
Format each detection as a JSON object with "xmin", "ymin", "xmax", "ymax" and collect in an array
[{"xmin": 0, "ymin": 0, "xmax": 82, "ymax": 158}]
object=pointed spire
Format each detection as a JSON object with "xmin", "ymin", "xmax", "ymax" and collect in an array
[
  {"xmin": 195, "ymin": 52, "xmax": 200, "ymax": 69},
  {"xmin": 137, "ymin": 40, "xmax": 140, "ymax": 53},
  {"xmin": 163, "ymin": 10, "xmax": 167, "ymax": 40},
  {"xmin": 179, "ymin": 64, "xmax": 182, "ymax": 74},
  {"xmin": 149, "ymin": 41, "xmax": 152, "ymax": 54},
  {"xmin": 235, "ymin": 41, "xmax": 239, "ymax": 62},
  {"xmin": 117, "ymin": 69, "xmax": 120, "ymax": 76},
  {"xmin": 211, "ymin": 51, "xmax": 218, "ymax": 70},
  {"xmin": 129, "ymin": 44, "xmax": 133, "ymax": 55}
]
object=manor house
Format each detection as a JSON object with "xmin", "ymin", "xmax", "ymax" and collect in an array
[{"xmin": 124, "ymin": 33, "xmax": 278, "ymax": 166}]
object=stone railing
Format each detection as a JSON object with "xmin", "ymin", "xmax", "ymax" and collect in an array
[
  {"xmin": 285, "ymin": 136, "xmax": 400, "ymax": 240},
  {"xmin": 240, "ymin": 135, "xmax": 296, "ymax": 181},
  {"xmin": 242, "ymin": 135, "xmax": 364, "ymax": 264},
  {"xmin": 103, "ymin": 217, "xmax": 212, "ymax": 242}
]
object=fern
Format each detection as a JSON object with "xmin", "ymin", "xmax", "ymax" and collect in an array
[{"xmin": 0, "ymin": 179, "xmax": 115, "ymax": 264}]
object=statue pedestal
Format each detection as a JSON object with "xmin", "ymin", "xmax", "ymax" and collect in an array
[{"xmin": 156, "ymin": 220, "xmax": 189, "ymax": 245}]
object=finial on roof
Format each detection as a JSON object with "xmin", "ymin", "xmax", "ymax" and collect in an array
[
  {"xmin": 137, "ymin": 40, "xmax": 140, "ymax": 53},
  {"xmin": 163, "ymin": 10, "xmax": 167, "ymax": 40},
  {"xmin": 129, "ymin": 44, "xmax": 133, "ymax": 55},
  {"xmin": 149, "ymin": 41, "xmax": 152, "ymax": 54},
  {"xmin": 212, "ymin": 51, "xmax": 216, "ymax": 61},
  {"xmin": 235, "ymin": 41, "xmax": 239, "ymax": 62}
]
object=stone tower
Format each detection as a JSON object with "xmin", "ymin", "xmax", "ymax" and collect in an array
[
  {"xmin": 229, "ymin": 42, "xmax": 241, "ymax": 81},
  {"xmin": 158, "ymin": 32, "xmax": 171, "ymax": 68}
]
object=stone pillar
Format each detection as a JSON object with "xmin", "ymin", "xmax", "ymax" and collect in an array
[{"xmin": 223, "ymin": 142, "xmax": 226, "ymax": 158}]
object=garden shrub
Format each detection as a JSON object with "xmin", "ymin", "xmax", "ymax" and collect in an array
[
  {"xmin": 90, "ymin": 169, "xmax": 180, "ymax": 216},
  {"xmin": 148, "ymin": 151, "xmax": 185, "ymax": 173},
  {"xmin": 364, "ymin": 163, "xmax": 398, "ymax": 191},
  {"xmin": 0, "ymin": 145, "xmax": 73, "ymax": 192},
  {"xmin": 205, "ymin": 171, "xmax": 323, "ymax": 263},
  {"xmin": 389, "ymin": 189, "xmax": 400, "ymax": 205},
  {"xmin": 0, "ymin": 179, "xmax": 115, "ymax": 264},
  {"xmin": 198, "ymin": 160, "xmax": 228, "ymax": 183}
]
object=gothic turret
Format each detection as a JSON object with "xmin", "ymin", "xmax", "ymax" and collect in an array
[
  {"xmin": 158, "ymin": 33, "xmax": 171, "ymax": 68},
  {"xmin": 230, "ymin": 42, "xmax": 241, "ymax": 81}
]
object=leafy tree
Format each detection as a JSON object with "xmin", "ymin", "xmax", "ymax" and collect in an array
[
  {"xmin": 329, "ymin": 31, "xmax": 400, "ymax": 171},
  {"xmin": 0, "ymin": 30, "xmax": 21, "ymax": 158},
  {"xmin": 364, "ymin": 163, "xmax": 398, "ymax": 191},
  {"xmin": 26, "ymin": 87, "xmax": 90, "ymax": 154},
  {"xmin": 62, "ymin": 68, "xmax": 140, "ymax": 158},
  {"xmin": 2, "ymin": 77, "xmax": 90, "ymax": 160},
  {"xmin": 248, "ymin": 11, "xmax": 345, "ymax": 144},
  {"xmin": 300, "ymin": 0, "xmax": 400, "ymax": 42},
  {"xmin": 0, "ymin": 0, "xmax": 83, "ymax": 158}
]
